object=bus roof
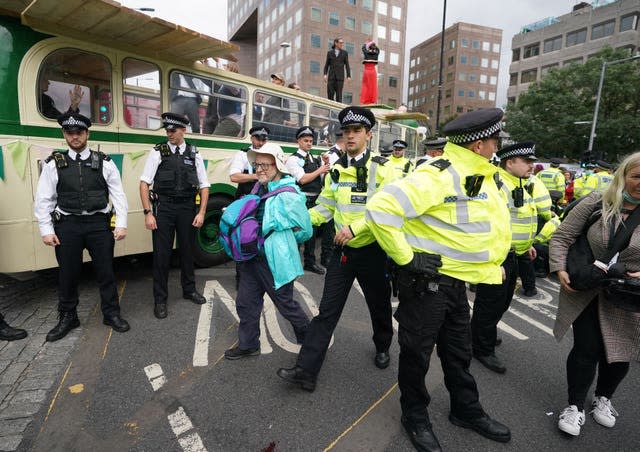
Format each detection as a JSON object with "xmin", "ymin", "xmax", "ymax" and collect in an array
[{"xmin": 1, "ymin": 0, "xmax": 239, "ymax": 63}]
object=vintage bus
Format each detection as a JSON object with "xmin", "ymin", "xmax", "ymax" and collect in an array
[{"xmin": 0, "ymin": 0, "xmax": 427, "ymax": 275}]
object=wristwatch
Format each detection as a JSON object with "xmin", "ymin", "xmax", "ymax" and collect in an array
[{"xmin": 143, "ymin": 209, "xmax": 152, "ymax": 215}]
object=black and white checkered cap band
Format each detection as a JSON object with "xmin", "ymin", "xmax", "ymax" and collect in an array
[
  {"xmin": 341, "ymin": 110, "xmax": 372, "ymax": 128},
  {"xmin": 499, "ymin": 146, "xmax": 536, "ymax": 160},
  {"xmin": 251, "ymin": 128, "xmax": 269, "ymax": 136},
  {"xmin": 447, "ymin": 121, "xmax": 501, "ymax": 144},
  {"xmin": 163, "ymin": 117, "xmax": 188, "ymax": 128},
  {"xmin": 297, "ymin": 127, "xmax": 314, "ymax": 138},
  {"xmin": 61, "ymin": 116, "xmax": 88, "ymax": 128}
]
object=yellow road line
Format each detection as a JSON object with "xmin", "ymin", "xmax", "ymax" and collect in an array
[
  {"xmin": 102, "ymin": 280, "xmax": 126, "ymax": 359},
  {"xmin": 42, "ymin": 361, "xmax": 72, "ymax": 426},
  {"xmin": 324, "ymin": 382, "xmax": 398, "ymax": 451}
]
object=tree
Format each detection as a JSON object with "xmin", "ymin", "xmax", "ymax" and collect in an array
[{"xmin": 506, "ymin": 47, "xmax": 640, "ymax": 162}]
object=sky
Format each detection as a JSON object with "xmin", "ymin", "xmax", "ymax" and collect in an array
[{"xmin": 120, "ymin": 0, "xmax": 587, "ymax": 107}]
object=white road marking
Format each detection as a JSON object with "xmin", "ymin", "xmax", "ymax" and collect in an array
[
  {"xmin": 294, "ymin": 281, "xmax": 335, "ymax": 347},
  {"xmin": 263, "ymin": 295, "xmax": 299, "ymax": 353},
  {"xmin": 507, "ymin": 306, "xmax": 554, "ymax": 336},
  {"xmin": 193, "ymin": 282, "xmax": 215, "ymax": 367},
  {"xmin": 468, "ymin": 301, "xmax": 529, "ymax": 340},
  {"xmin": 209, "ymin": 280, "xmax": 238, "ymax": 322},
  {"xmin": 144, "ymin": 364, "xmax": 208, "ymax": 452}
]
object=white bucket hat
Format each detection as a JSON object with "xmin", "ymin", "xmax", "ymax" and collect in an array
[{"xmin": 247, "ymin": 142, "xmax": 289, "ymax": 174}]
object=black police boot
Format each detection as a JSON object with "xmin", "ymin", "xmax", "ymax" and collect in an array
[
  {"xmin": 103, "ymin": 314, "xmax": 130, "ymax": 333},
  {"xmin": 401, "ymin": 416, "xmax": 443, "ymax": 452},
  {"xmin": 303, "ymin": 262, "xmax": 325, "ymax": 275},
  {"xmin": 154, "ymin": 304, "xmax": 168, "ymax": 319},
  {"xmin": 449, "ymin": 412, "xmax": 511, "ymax": 443},
  {"xmin": 46, "ymin": 311, "xmax": 80, "ymax": 342},
  {"xmin": 183, "ymin": 291, "xmax": 207, "ymax": 305},
  {"xmin": 473, "ymin": 352, "xmax": 506, "ymax": 374},
  {"xmin": 0, "ymin": 320, "xmax": 27, "ymax": 341},
  {"xmin": 375, "ymin": 350, "xmax": 390, "ymax": 369},
  {"xmin": 276, "ymin": 366, "xmax": 317, "ymax": 392}
]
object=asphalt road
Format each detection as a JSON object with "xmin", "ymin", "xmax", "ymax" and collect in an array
[{"xmin": 14, "ymin": 256, "xmax": 640, "ymax": 452}]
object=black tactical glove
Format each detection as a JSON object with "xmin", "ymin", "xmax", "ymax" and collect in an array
[{"xmin": 404, "ymin": 252, "xmax": 442, "ymax": 278}]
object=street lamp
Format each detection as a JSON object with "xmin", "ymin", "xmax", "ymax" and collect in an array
[
  {"xmin": 588, "ymin": 54, "xmax": 640, "ymax": 152},
  {"xmin": 280, "ymin": 42, "xmax": 297, "ymax": 80}
]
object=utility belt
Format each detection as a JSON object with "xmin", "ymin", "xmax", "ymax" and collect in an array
[
  {"xmin": 156, "ymin": 194, "xmax": 196, "ymax": 204},
  {"xmin": 51, "ymin": 211, "xmax": 110, "ymax": 224},
  {"xmin": 395, "ymin": 267, "xmax": 465, "ymax": 295}
]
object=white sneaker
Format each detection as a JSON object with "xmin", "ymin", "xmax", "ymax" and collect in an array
[
  {"xmin": 591, "ymin": 396, "xmax": 619, "ymax": 428},
  {"xmin": 558, "ymin": 405, "xmax": 586, "ymax": 436}
]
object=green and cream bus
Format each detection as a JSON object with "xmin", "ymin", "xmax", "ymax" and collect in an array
[{"xmin": 0, "ymin": 0, "xmax": 427, "ymax": 274}]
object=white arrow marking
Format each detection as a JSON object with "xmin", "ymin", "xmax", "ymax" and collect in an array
[{"xmin": 193, "ymin": 282, "xmax": 215, "ymax": 367}]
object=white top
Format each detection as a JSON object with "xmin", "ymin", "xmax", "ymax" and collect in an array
[
  {"xmin": 347, "ymin": 150, "xmax": 367, "ymax": 167},
  {"xmin": 285, "ymin": 149, "xmax": 309, "ymax": 182},
  {"xmin": 139, "ymin": 141, "xmax": 209, "ymax": 189},
  {"xmin": 229, "ymin": 148, "xmax": 254, "ymax": 176},
  {"xmin": 34, "ymin": 146, "xmax": 128, "ymax": 236},
  {"xmin": 326, "ymin": 145, "xmax": 342, "ymax": 166}
]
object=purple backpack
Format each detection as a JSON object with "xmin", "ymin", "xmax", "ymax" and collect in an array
[{"xmin": 218, "ymin": 182, "xmax": 297, "ymax": 262}]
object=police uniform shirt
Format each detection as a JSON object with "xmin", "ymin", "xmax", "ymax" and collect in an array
[
  {"xmin": 139, "ymin": 142, "xmax": 209, "ymax": 189},
  {"xmin": 326, "ymin": 145, "xmax": 342, "ymax": 167},
  {"xmin": 229, "ymin": 148, "xmax": 255, "ymax": 176},
  {"xmin": 34, "ymin": 147, "xmax": 128, "ymax": 236},
  {"xmin": 347, "ymin": 150, "xmax": 366, "ymax": 167},
  {"xmin": 285, "ymin": 149, "xmax": 317, "ymax": 182}
]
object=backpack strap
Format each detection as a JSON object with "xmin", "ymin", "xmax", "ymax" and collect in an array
[{"xmin": 261, "ymin": 185, "xmax": 297, "ymax": 200}]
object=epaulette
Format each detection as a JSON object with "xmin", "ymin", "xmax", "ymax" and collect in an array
[
  {"xmin": 187, "ymin": 144, "xmax": 198, "ymax": 159},
  {"xmin": 371, "ymin": 156, "xmax": 388, "ymax": 165},
  {"xmin": 154, "ymin": 143, "xmax": 171, "ymax": 157},
  {"xmin": 94, "ymin": 150, "xmax": 111, "ymax": 161},
  {"xmin": 429, "ymin": 158, "xmax": 451, "ymax": 171},
  {"xmin": 45, "ymin": 151, "xmax": 68, "ymax": 169},
  {"xmin": 493, "ymin": 172, "xmax": 503, "ymax": 190}
]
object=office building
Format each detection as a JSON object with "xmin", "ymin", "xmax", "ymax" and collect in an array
[{"xmin": 227, "ymin": 0, "xmax": 407, "ymax": 106}]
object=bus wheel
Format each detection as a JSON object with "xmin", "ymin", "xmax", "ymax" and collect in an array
[{"xmin": 194, "ymin": 195, "xmax": 232, "ymax": 267}]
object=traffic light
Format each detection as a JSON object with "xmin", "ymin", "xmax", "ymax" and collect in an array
[{"xmin": 97, "ymin": 89, "xmax": 111, "ymax": 124}]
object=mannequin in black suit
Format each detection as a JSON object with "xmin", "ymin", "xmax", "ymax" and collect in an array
[{"xmin": 323, "ymin": 38, "xmax": 351, "ymax": 103}]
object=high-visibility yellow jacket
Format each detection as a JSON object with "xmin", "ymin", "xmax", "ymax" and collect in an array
[
  {"xmin": 594, "ymin": 170, "xmax": 613, "ymax": 194},
  {"xmin": 309, "ymin": 150, "xmax": 394, "ymax": 248},
  {"xmin": 525, "ymin": 174, "xmax": 552, "ymax": 221},
  {"xmin": 387, "ymin": 155, "xmax": 414, "ymax": 181},
  {"xmin": 534, "ymin": 216, "xmax": 561, "ymax": 245},
  {"xmin": 365, "ymin": 142, "xmax": 511, "ymax": 285},
  {"xmin": 499, "ymin": 168, "xmax": 537, "ymax": 256},
  {"xmin": 573, "ymin": 173, "xmax": 597, "ymax": 199},
  {"xmin": 538, "ymin": 166, "xmax": 565, "ymax": 195}
]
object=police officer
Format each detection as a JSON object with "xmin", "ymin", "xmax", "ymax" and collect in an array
[
  {"xmin": 139, "ymin": 113, "xmax": 209, "ymax": 319},
  {"xmin": 325, "ymin": 130, "xmax": 345, "ymax": 167},
  {"xmin": 366, "ymin": 108, "xmax": 512, "ymax": 450},
  {"xmin": 229, "ymin": 126, "xmax": 270, "ymax": 199},
  {"xmin": 538, "ymin": 158, "xmax": 565, "ymax": 201},
  {"xmin": 320, "ymin": 131, "xmax": 345, "ymax": 266},
  {"xmin": 285, "ymin": 126, "xmax": 330, "ymax": 274},
  {"xmin": 471, "ymin": 142, "xmax": 539, "ymax": 374},
  {"xmin": 593, "ymin": 159, "xmax": 614, "ymax": 193},
  {"xmin": 277, "ymin": 106, "xmax": 395, "ymax": 392},
  {"xmin": 387, "ymin": 139, "xmax": 413, "ymax": 180},
  {"xmin": 416, "ymin": 137, "xmax": 446, "ymax": 168},
  {"xmin": 35, "ymin": 113, "xmax": 129, "ymax": 341}
]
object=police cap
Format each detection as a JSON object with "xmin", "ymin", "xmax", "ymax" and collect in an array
[
  {"xmin": 550, "ymin": 158, "xmax": 562, "ymax": 167},
  {"xmin": 496, "ymin": 141, "xmax": 537, "ymax": 161},
  {"xmin": 379, "ymin": 146, "xmax": 392, "ymax": 156},
  {"xmin": 392, "ymin": 139, "xmax": 407, "ymax": 149},
  {"xmin": 296, "ymin": 126, "xmax": 315, "ymax": 139},
  {"xmin": 424, "ymin": 137, "xmax": 447, "ymax": 150},
  {"xmin": 161, "ymin": 112, "xmax": 189, "ymax": 130},
  {"xmin": 441, "ymin": 108, "xmax": 503, "ymax": 144},
  {"xmin": 249, "ymin": 126, "xmax": 270, "ymax": 138},
  {"xmin": 58, "ymin": 112, "xmax": 91, "ymax": 131},
  {"xmin": 595, "ymin": 160, "xmax": 613, "ymax": 170},
  {"xmin": 338, "ymin": 106, "xmax": 376, "ymax": 130}
]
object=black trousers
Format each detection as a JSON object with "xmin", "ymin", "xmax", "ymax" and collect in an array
[
  {"xmin": 297, "ymin": 242, "xmax": 393, "ymax": 376},
  {"xmin": 327, "ymin": 78, "xmax": 345, "ymax": 103},
  {"xmin": 567, "ymin": 299, "xmax": 630, "ymax": 410},
  {"xmin": 320, "ymin": 219, "xmax": 336, "ymax": 265},
  {"xmin": 54, "ymin": 214, "xmax": 119, "ymax": 317},
  {"xmin": 396, "ymin": 274, "xmax": 484, "ymax": 425},
  {"xmin": 152, "ymin": 200, "xmax": 197, "ymax": 304},
  {"xmin": 303, "ymin": 196, "xmax": 319, "ymax": 266},
  {"xmin": 471, "ymin": 252, "xmax": 518, "ymax": 356},
  {"xmin": 533, "ymin": 243, "xmax": 549, "ymax": 275},
  {"xmin": 517, "ymin": 253, "xmax": 536, "ymax": 292}
]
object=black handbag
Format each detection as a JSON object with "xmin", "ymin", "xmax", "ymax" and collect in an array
[{"xmin": 602, "ymin": 273, "xmax": 640, "ymax": 312}]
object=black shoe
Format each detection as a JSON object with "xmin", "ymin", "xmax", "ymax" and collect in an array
[
  {"xmin": 375, "ymin": 351, "xmax": 390, "ymax": 369},
  {"xmin": 0, "ymin": 320, "xmax": 27, "ymax": 341},
  {"xmin": 224, "ymin": 346, "xmax": 260, "ymax": 360},
  {"xmin": 495, "ymin": 337, "xmax": 503, "ymax": 347},
  {"xmin": 304, "ymin": 263, "xmax": 325, "ymax": 275},
  {"xmin": 522, "ymin": 288, "xmax": 538, "ymax": 297},
  {"xmin": 449, "ymin": 413, "xmax": 511, "ymax": 443},
  {"xmin": 183, "ymin": 291, "xmax": 207, "ymax": 304},
  {"xmin": 276, "ymin": 366, "xmax": 317, "ymax": 392},
  {"xmin": 154, "ymin": 304, "xmax": 167, "ymax": 319},
  {"xmin": 46, "ymin": 312, "xmax": 80, "ymax": 342},
  {"xmin": 103, "ymin": 315, "xmax": 130, "ymax": 333},
  {"xmin": 474, "ymin": 353, "xmax": 506, "ymax": 374},
  {"xmin": 401, "ymin": 416, "xmax": 442, "ymax": 452}
]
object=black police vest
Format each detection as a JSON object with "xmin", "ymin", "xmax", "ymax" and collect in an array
[
  {"xmin": 292, "ymin": 151, "xmax": 322, "ymax": 194},
  {"xmin": 235, "ymin": 147, "xmax": 257, "ymax": 199},
  {"xmin": 54, "ymin": 151, "xmax": 109, "ymax": 214},
  {"xmin": 153, "ymin": 143, "xmax": 200, "ymax": 198}
]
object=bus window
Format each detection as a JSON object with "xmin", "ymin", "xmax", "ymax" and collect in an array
[
  {"xmin": 122, "ymin": 58, "xmax": 161, "ymax": 129},
  {"xmin": 377, "ymin": 122, "xmax": 402, "ymax": 153},
  {"xmin": 310, "ymin": 104, "xmax": 341, "ymax": 147},
  {"xmin": 404, "ymin": 128, "xmax": 418, "ymax": 160},
  {"xmin": 169, "ymin": 71, "xmax": 212, "ymax": 134},
  {"xmin": 209, "ymin": 79, "xmax": 247, "ymax": 137},
  {"xmin": 254, "ymin": 91, "xmax": 304, "ymax": 142},
  {"xmin": 37, "ymin": 49, "xmax": 111, "ymax": 123}
]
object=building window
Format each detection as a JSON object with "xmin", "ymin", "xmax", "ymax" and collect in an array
[
  {"xmin": 311, "ymin": 7, "xmax": 322, "ymax": 22},
  {"xmin": 468, "ymin": 90, "xmax": 475, "ymax": 98},
  {"xmin": 431, "ymin": 64, "xmax": 437, "ymax": 72},
  {"xmin": 295, "ymin": 8, "xmax": 302, "ymax": 24},
  {"xmin": 620, "ymin": 13, "xmax": 639, "ymax": 32},
  {"xmin": 311, "ymin": 34, "xmax": 321, "ymax": 48},
  {"xmin": 460, "ymin": 55, "xmax": 467, "ymax": 64},
  {"xmin": 391, "ymin": 29, "xmax": 401, "ymax": 42},
  {"xmin": 490, "ymin": 76, "xmax": 497, "ymax": 85},
  {"xmin": 329, "ymin": 12, "xmax": 339, "ymax": 26},
  {"xmin": 389, "ymin": 76, "xmax": 398, "ymax": 87},
  {"xmin": 362, "ymin": 21, "xmax": 372, "ymax": 35},
  {"xmin": 363, "ymin": 0, "xmax": 373, "ymax": 10},
  {"xmin": 444, "ymin": 105, "xmax": 451, "ymax": 114},
  {"xmin": 445, "ymin": 89, "xmax": 451, "ymax": 98},
  {"xmin": 448, "ymin": 55, "xmax": 454, "ymax": 65},
  {"xmin": 481, "ymin": 58, "xmax": 489, "ymax": 68},
  {"xmin": 347, "ymin": 0, "xmax": 356, "ymax": 5},
  {"xmin": 470, "ymin": 56, "xmax": 479, "ymax": 66},
  {"xmin": 479, "ymin": 90, "xmax": 486, "ymax": 100},
  {"xmin": 345, "ymin": 42, "xmax": 355, "ymax": 55},
  {"xmin": 469, "ymin": 74, "xmax": 477, "ymax": 82},
  {"xmin": 343, "ymin": 92, "xmax": 353, "ymax": 104},
  {"xmin": 456, "ymin": 106, "xmax": 464, "ymax": 113},
  {"xmin": 488, "ymin": 92, "xmax": 496, "ymax": 101},
  {"xmin": 512, "ymin": 48, "xmax": 520, "ymax": 61},
  {"xmin": 509, "ymin": 73, "xmax": 518, "ymax": 86},
  {"xmin": 491, "ymin": 59, "xmax": 499, "ymax": 69},
  {"xmin": 457, "ymin": 89, "xmax": 465, "ymax": 97},
  {"xmin": 493, "ymin": 43, "xmax": 500, "ymax": 53},
  {"xmin": 378, "ymin": 25, "xmax": 386, "ymax": 39},
  {"xmin": 345, "ymin": 16, "xmax": 355, "ymax": 30},
  {"xmin": 544, "ymin": 35, "xmax": 562, "ymax": 53},
  {"xmin": 591, "ymin": 19, "xmax": 615, "ymax": 40},
  {"xmin": 541, "ymin": 63, "xmax": 559, "ymax": 76},
  {"xmin": 446, "ymin": 72, "xmax": 454, "ymax": 82},
  {"xmin": 310, "ymin": 61, "xmax": 321, "ymax": 73},
  {"xmin": 520, "ymin": 69, "xmax": 537, "ymax": 83},
  {"xmin": 431, "ymin": 78, "xmax": 436, "ymax": 87},
  {"xmin": 392, "ymin": 5, "xmax": 402, "ymax": 19},
  {"xmin": 450, "ymin": 39, "xmax": 456, "ymax": 49},
  {"xmin": 523, "ymin": 43, "xmax": 540, "ymax": 58},
  {"xmin": 480, "ymin": 74, "xmax": 487, "ymax": 83},
  {"xmin": 461, "ymin": 38, "xmax": 469, "ymax": 48},
  {"xmin": 378, "ymin": 1, "xmax": 387, "ymax": 15},
  {"xmin": 566, "ymin": 28, "xmax": 587, "ymax": 47},
  {"xmin": 564, "ymin": 57, "xmax": 583, "ymax": 66},
  {"xmin": 482, "ymin": 41, "xmax": 490, "ymax": 51},
  {"xmin": 458, "ymin": 73, "xmax": 466, "ymax": 81},
  {"xmin": 472, "ymin": 40, "xmax": 480, "ymax": 49}
]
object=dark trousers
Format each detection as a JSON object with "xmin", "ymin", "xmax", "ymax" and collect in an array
[
  {"xmin": 320, "ymin": 220, "xmax": 336, "ymax": 266},
  {"xmin": 567, "ymin": 299, "xmax": 630, "ymax": 410},
  {"xmin": 297, "ymin": 242, "xmax": 393, "ymax": 375},
  {"xmin": 396, "ymin": 275, "xmax": 484, "ymax": 425},
  {"xmin": 236, "ymin": 255, "xmax": 310, "ymax": 350},
  {"xmin": 471, "ymin": 252, "xmax": 518, "ymax": 356},
  {"xmin": 533, "ymin": 243, "xmax": 549, "ymax": 275},
  {"xmin": 152, "ymin": 201, "xmax": 197, "ymax": 304},
  {"xmin": 303, "ymin": 195, "xmax": 319, "ymax": 266},
  {"xmin": 327, "ymin": 78, "xmax": 345, "ymax": 103},
  {"xmin": 517, "ymin": 253, "xmax": 536, "ymax": 292},
  {"xmin": 54, "ymin": 214, "xmax": 119, "ymax": 317}
]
